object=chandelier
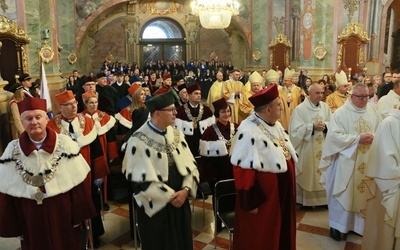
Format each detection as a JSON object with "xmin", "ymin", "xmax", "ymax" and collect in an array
[{"xmin": 191, "ymin": 0, "xmax": 240, "ymax": 29}]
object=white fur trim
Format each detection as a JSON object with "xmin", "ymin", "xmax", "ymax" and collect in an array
[
  {"xmin": 59, "ymin": 118, "xmax": 97, "ymax": 147},
  {"xmin": 198, "ymin": 116, "xmax": 215, "ymax": 134},
  {"xmin": 230, "ymin": 114, "xmax": 298, "ymax": 173},
  {"xmin": 174, "ymin": 118, "xmax": 195, "ymax": 135},
  {"xmin": 97, "ymin": 116, "xmax": 116, "ymax": 135},
  {"xmin": 76, "ymin": 123, "xmax": 97, "ymax": 148},
  {"xmin": 0, "ymin": 134, "xmax": 90, "ymax": 200},
  {"xmin": 115, "ymin": 113, "xmax": 132, "ymax": 129},
  {"xmin": 134, "ymin": 182, "xmax": 175, "ymax": 217},
  {"xmin": 123, "ymin": 125, "xmax": 199, "ymax": 216},
  {"xmin": 174, "ymin": 116, "xmax": 214, "ymax": 136},
  {"xmin": 199, "ymin": 139, "xmax": 228, "ymax": 157}
]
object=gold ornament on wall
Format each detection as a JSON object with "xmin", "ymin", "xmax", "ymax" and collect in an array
[
  {"xmin": 252, "ymin": 50, "xmax": 262, "ymax": 61},
  {"xmin": 300, "ymin": 3, "xmax": 315, "ymax": 40},
  {"xmin": 149, "ymin": 1, "xmax": 178, "ymax": 15},
  {"xmin": 343, "ymin": 0, "xmax": 359, "ymax": 22},
  {"xmin": 39, "ymin": 40, "xmax": 54, "ymax": 64},
  {"xmin": 21, "ymin": 47, "xmax": 29, "ymax": 73},
  {"xmin": 67, "ymin": 51, "xmax": 77, "ymax": 65},
  {"xmin": 0, "ymin": 15, "xmax": 30, "ymax": 43},
  {"xmin": 337, "ymin": 21, "xmax": 369, "ymax": 43},
  {"xmin": 313, "ymin": 42, "xmax": 327, "ymax": 60}
]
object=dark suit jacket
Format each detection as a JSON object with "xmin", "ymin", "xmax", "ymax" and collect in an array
[{"xmin": 378, "ymin": 82, "xmax": 393, "ymax": 99}]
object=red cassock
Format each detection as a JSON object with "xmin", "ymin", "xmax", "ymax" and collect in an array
[{"xmin": 232, "ymin": 159, "xmax": 296, "ymax": 250}]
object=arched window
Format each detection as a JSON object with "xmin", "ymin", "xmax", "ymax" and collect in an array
[
  {"xmin": 140, "ymin": 19, "xmax": 186, "ymax": 66},
  {"xmin": 141, "ymin": 19, "xmax": 184, "ymax": 39}
]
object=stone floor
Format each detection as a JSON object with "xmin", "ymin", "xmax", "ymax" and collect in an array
[{"xmin": 0, "ymin": 194, "xmax": 362, "ymax": 250}]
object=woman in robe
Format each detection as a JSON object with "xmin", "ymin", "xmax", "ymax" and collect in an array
[
  {"xmin": 82, "ymin": 91, "xmax": 118, "ymax": 210},
  {"xmin": 199, "ymin": 97, "xmax": 238, "ymax": 232}
]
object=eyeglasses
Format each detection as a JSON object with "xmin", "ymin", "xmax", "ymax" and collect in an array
[
  {"xmin": 60, "ymin": 101, "xmax": 78, "ymax": 107},
  {"xmin": 159, "ymin": 107, "xmax": 177, "ymax": 113},
  {"xmin": 351, "ymin": 94, "xmax": 369, "ymax": 100}
]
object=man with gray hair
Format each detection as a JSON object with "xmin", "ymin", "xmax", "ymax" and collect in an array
[
  {"xmin": 319, "ymin": 83, "xmax": 380, "ymax": 241},
  {"xmin": 290, "ymin": 83, "xmax": 332, "ymax": 208},
  {"xmin": 0, "ymin": 98, "xmax": 95, "ymax": 249},
  {"xmin": 231, "ymin": 84, "xmax": 298, "ymax": 249}
]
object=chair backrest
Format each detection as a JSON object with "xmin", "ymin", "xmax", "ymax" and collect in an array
[{"xmin": 214, "ymin": 179, "xmax": 236, "ymax": 215}]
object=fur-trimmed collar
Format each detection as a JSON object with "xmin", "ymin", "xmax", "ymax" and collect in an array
[
  {"xmin": 0, "ymin": 134, "xmax": 90, "ymax": 200},
  {"xmin": 230, "ymin": 113, "xmax": 298, "ymax": 172},
  {"xmin": 20, "ymin": 127, "xmax": 57, "ymax": 155}
]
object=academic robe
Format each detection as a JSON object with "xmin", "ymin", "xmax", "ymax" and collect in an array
[
  {"xmin": 112, "ymin": 82, "xmax": 131, "ymax": 100},
  {"xmin": 289, "ymin": 98, "xmax": 332, "ymax": 206},
  {"xmin": 0, "ymin": 128, "xmax": 96, "ymax": 250},
  {"xmin": 222, "ymin": 79, "xmax": 244, "ymax": 124},
  {"xmin": 122, "ymin": 123, "xmax": 199, "ymax": 250},
  {"xmin": 325, "ymin": 90, "xmax": 348, "ymax": 113},
  {"xmin": 153, "ymin": 85, "xmax": 171, "ymax": 96},
  {"xmin": 230, "ymin": 113, "xmax": 298, "ymax": 250},
  {"xmin": 362, "ymin": 109, "xmax": 400, "ymax": 250},
  {"xmin": 319, "ymin": 99, "xmax": 380, "ymax": 235},
  {"xmin": 115, "ymin": 107, "xmax": 132, "ymax": 136},
  {"xmin": 199, "ymin": 121, "xmax": 238, "ymax": 182},
  {"xmin": 174, "ymin": 103, "xmax": 214, "ymax": 157},
  {"xmin": 206, "ymin": 80, "xmax": 224, "ymax": 112},
  {"xmin": 199, "ymin": 120, "xmax": 238, "ymax": 231},
  {"xmin": 377, "ymin": 89, "xmax": 400, "ymax": 119},
  {"xmin": 96, "ymin": 84, "xmax": 119, "ymax": 115},
  {"xmin": 47, "ymin": 113, "xmax": 108, "ymax": 241},
  {"xmin": 83, "ymin": 109, "xmax": 118, "ymax": 203}
]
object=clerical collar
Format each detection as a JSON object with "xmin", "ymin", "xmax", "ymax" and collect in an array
[
  {"xmin": 255, "ymin": 113, "xmax": 275, "ymax": 126},
  {"xmin": 189, "ymin": 102, "xmax": 199, "ymax": 108},
  {"xmin": 147, "ymin": 120, "xmax": 167, "ymax": 135},
  {"xmin": 307, "ymin": 98, "xmax": 320, "ymax": 108}
]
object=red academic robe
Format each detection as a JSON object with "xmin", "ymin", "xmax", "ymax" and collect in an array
[
  {"xmin": 83, "ymin": 109, "xmax": 118, "ymax": 204},
  {"xmin": 200, "ymin": 121, "xmax": 238, "ymax": 181},
  {"xmin": 47, "ymin": 114, "xmax": 109, "ymax": 184},
  {"xmin": 115, "ymin": 107, "xmax": 132, "ymax": 136},
  {"xmin": 153, "ymin": 85, "xmax": 171, "ymax": 96},
  {"xmin": 232, "ymin": 159, "xmax": 296, "ymax": 250},
  {"xmin": 0, "ymin": 128, "xmax": 96, "ymax": 250},
  {"xmin": 47, "ymin": 113, "xmax": 108, "ymax": 241}
]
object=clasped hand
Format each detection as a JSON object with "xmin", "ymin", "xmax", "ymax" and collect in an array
[
  {"xmin": 170, "ymin": 189, "xmax": 188, "ymax": 208},
  {"xmin": 313, "ymin": 122, "xmax": 325, "ymax": 131},
  {"xmin": 359, "ymin": 133, "xmax": 374, "ymax": 144}
]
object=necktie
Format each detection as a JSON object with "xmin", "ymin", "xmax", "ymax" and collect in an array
[{"xmin": 69, "ymin": 122, "xmax": 77, "ymax": 141}]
